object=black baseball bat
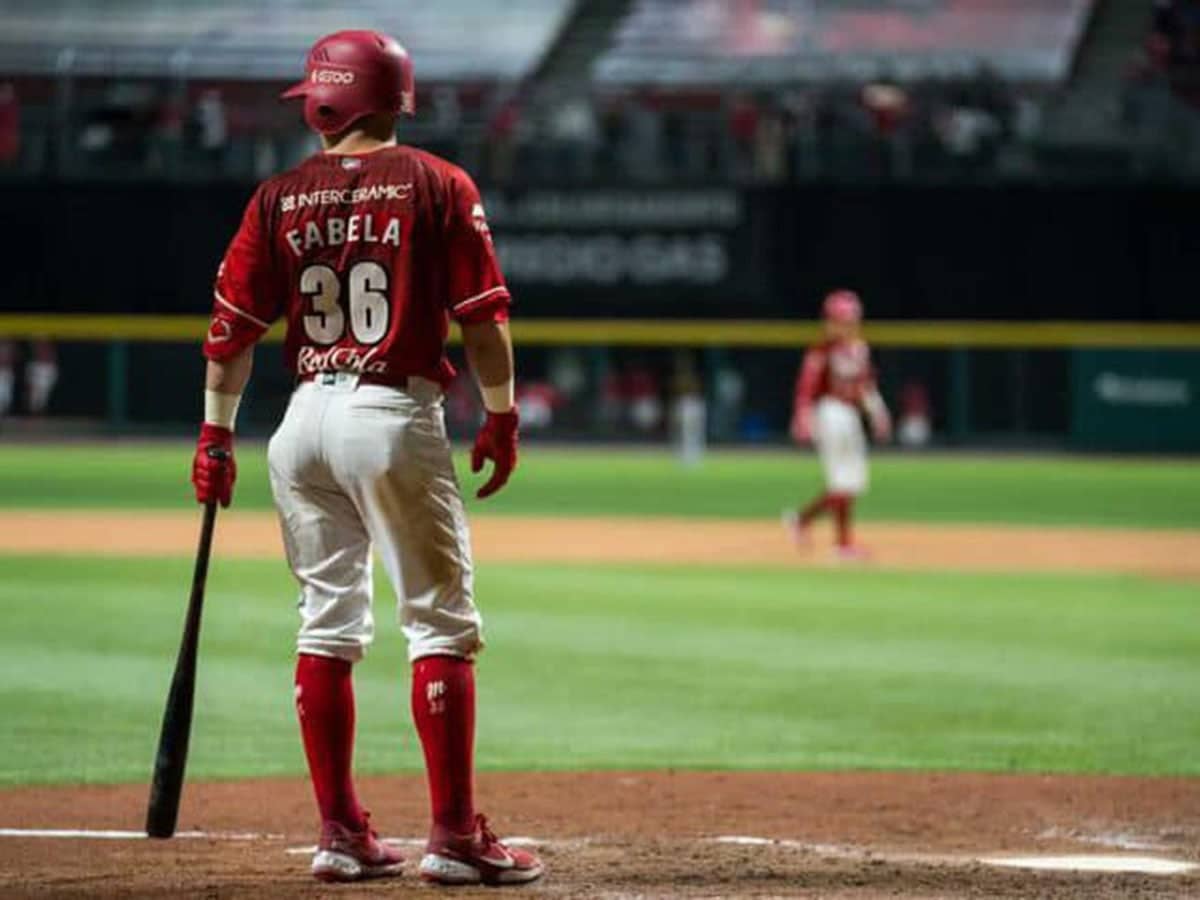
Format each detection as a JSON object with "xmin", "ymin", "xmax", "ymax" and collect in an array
[{"xmin": 145, "ymin": 449, "xmax": 226, "ymax": 839}]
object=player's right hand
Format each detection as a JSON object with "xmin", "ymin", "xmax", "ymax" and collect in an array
[
  {"xmin": 471, "ymin": 408, "xmax": 519, "ymax": 500},
  {"xmin": 192, "ymin": 423, "xmax": 236, "ymax": 507}
]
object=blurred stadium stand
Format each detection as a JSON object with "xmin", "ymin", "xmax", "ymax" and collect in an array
[
  {"xmin": 1, "ymin": 1, "xmax": 1199, "ymax": 448},
  {"xmin": 594, "ymin": 0, "xmax": 1096, "ymax": 85},
  {"xmin": 1, "ymin": 0, "xmax": 1199, "ymax": 183},
  {"xmin": 0, "ymin": 0, "xmax": 575, "ymax": 81}
]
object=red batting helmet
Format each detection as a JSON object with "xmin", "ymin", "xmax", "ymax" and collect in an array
[
  {"xmin": 823, "ymin": 289, "xmax": 863, "ymax": 324},
  {"xmin": 281, "ymin": 30, "xmax": 416, "ymax": 135}
]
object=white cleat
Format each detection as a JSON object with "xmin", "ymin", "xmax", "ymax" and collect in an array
[
  {"xmin": 419, "ymin": 814, "xmax": 544, "ymax": 886},
  {"xmin": 782, "ymin": 509, "xmax": 812, "ymax": 549}
]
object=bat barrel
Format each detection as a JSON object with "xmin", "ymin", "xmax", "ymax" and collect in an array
[{"xmin": 144, "ymin": 500, "xmax": 219, "ymax": 838}]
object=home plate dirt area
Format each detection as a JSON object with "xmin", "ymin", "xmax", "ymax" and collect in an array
[{"xmin": 1, "ymin": 772, "xmax": 1198, "ymax": 898}]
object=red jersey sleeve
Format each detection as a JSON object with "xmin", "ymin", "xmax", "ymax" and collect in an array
[
  {"xmin": 443, "ymin": 170, "xmax": 511, "ymax": 325},
  {"xmin": 203, "ymin": 186, "xmax": 282, "ymax": 361},
  {"xmin": 794, "ymin": 347, "xmax": 826, "ymax": 416}
]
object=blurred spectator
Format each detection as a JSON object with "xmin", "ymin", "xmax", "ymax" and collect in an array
[
  {"xmin": 192, "ymin": 88, "xmax": 228, "ymax": 166},
  {"xmin": 431, "ymin": 85, "xmax": 463, "ymax": 136},
  {"xmin": 780, "ymin": 88, "xmax": 820, "ymax": 178},
  {"xmin": 26, "ymin": 340, "xmax": 58, "ymax": 416},
  {"xmin": 546, "ymin": 94, "xmax": 599, "ymax": 179},
  {"xmin": 670, "ymin": 352, "xmax": 706, "ymax": 466},
  {"xmin": 753, "ymin": 97, "xmax": 787, "ymax": 182},
  {"xmin": 486, "ymin": 91, "xmax": 523, "ymax": 182},
  {"xmin": 621, "ymin": 93, "xmax": 664, "ymax": 180},
  {"xmin": 861, "ymin": 81, "xmax": 912, "ymax": 176},
  {"xmin": 547, "ymin": 347, "xmax": 589, "ymax": 429},
  {"xmin": 625, "ymin": 363, "xmax": 663, "ymax": 433},
  {"xmin": 516, "ymin": 382, "xmax": 563, "ymax": 430},
  {"xmin": 0, "ymin": 341, "xmax": 14, "ymax": 420},
  {"xmin": 898, "ymin": 381, "xmax": 932, "ymax": 448},
  {"xmin": 711, "ymin": 362, "xmax": 746, "ymax": 440},
  {"xmin": 0, "ymin": 82, "xmax": 20, "ymax": 166},
  {"xmin": 727, "ymin": 93, "xmax": 759, "ymax": 179}
]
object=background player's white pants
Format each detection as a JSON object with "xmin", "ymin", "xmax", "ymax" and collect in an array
[
  {"xmin": 267, "ymin": 375, "xmax": 482, "ymax": 664},
  {"xmin": 814, "ymin": 397, "xmax": 869, "ymax": 496}
]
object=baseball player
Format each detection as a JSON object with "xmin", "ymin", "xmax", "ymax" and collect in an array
[
  {"xmin": 784, "ymin": 290, "xmax": 891, "ymax": 559},
  {"xmin": 190, "ymin": 30, "xmax": 542, "ymax": 886}
]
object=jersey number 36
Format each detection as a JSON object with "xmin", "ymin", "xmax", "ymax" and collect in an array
[{"xmin": 300, "ymin": 261, "xmax": 390, "ymax": 345}]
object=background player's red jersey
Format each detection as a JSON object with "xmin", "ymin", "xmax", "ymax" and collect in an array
[
  {"xmin": 794, "ymin": 337, "xmax": 876, "ymax": 412},
  {"xmin": 203, "ymin": 145, "xmax": 509, "ymax": 386}
]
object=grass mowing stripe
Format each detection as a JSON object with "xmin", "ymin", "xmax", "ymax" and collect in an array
[
  {"xmin": 1, "ymin": 555, "xmax": 1197, "ymax": 784},
  {"xmin": 0, "ymin": 444, "xmax": 1196, "ymax": 528}
]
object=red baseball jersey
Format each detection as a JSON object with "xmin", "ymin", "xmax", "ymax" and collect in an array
[
  {"xmin": 203, "ymin": 146, "xmax": 509, "ymax": 387},
  {"xmin": 794, "ymin": 337, "xmax": 876, "ymax": 411}
]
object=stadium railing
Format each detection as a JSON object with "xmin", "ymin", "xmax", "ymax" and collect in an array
[{"xmin": 1, "ymin": 315, "xmax": 1198, "ymax": 450}]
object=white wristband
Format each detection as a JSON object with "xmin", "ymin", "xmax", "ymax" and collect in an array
[
  {"xmin": 480, "ymin": 380, "xmax": 515, "ymax": 414},
  {"xmin": 204, "ymin": 389, "xmax": 243, "ymax": 431}
]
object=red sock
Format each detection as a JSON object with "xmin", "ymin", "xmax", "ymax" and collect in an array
[
  {"xmin": 411, "ymin": 655, "xmax": 476, "ymax": 835},
  {"xmin": 831, "ymin": 493, "xmax": 854, "ymax": 547},
  {"xmin": 799, "ymin": 491, "xmax": 835, "ymax": 525},
  {"xmin": 295, "ymin": 653, "xmax": 365, "ymax": 830}
]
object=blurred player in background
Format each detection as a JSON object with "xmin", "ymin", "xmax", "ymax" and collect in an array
[
  {"xmin": 190, "ymin": 30, "xmax": 541, "ymax": 886},
  {"xmin": 0, "ymin": 339, "xmax": 59, "ymax": 422},
  {"xmin": 784, "ymin": 290, "xmax": 891, "ymax": 558}
]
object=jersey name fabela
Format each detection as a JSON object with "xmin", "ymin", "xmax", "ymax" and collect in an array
[{"xmin": 285, "ymin": 214, "xmax": 402, "ymax": 257}]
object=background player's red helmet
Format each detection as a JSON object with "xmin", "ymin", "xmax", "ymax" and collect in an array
[
  {"xmin": 823, "ymin": 289, "xmax": 863, "ymax": 324},
  {"xmin": 281, "ymin": 30, "xmax": 416, "ymax": 135}
]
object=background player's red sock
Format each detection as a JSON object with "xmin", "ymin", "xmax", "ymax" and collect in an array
[
  {"xmin": 799, "ymin": 491, "xmax": 835, "ymax": 525},
  {"xmin": 295, "ymin": 653, "xmax": 365, "ymax": 830},
  {"xmin": 411, "ymin": 655, "xmax": 476, "ymax": 835},
  {"xmin": 831, "ymin": 493, "xmax": 854, "ymax": 547}
]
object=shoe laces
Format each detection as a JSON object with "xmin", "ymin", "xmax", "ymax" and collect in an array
[
  {"xmin": 474, "ymin": 814, "xmax": 499, "ymax": 848},
  {"xmin": 359, "ymin": 810, "xmax": 380, "ymax": 840}
]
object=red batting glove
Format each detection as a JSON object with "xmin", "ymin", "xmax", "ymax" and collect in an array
[
  {"xmin": 471, "ymin": 408, "xmax": 519, "ymax": 500},
  {"xmin": 192, "ymin": 423, "xmax": 236, "ymax": 507},
  {"xmin": 790, "ymin": 409, "xmax": 813, "ymax": 445}
]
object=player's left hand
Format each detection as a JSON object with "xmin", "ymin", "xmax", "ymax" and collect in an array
[{"xmin": 471, "ymin": 408, "xmax": 519, "ymax": 499}]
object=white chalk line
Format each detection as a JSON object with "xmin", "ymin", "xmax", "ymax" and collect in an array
[
  {"xmin": 707, "ymin": 835, "xmax": 1199, "ymax": 877},
  {"xmin": 1037, "ymin": 826, "xmax": 1171, "ymax": 852},
  {"xmin": 0, "ymin": 828, "xmax": 281, "ymax": 841},
  {"xmin": 2, "ymin": 828, "xmax": 1195, "ymax": 876},
  {"xmin": 983, "ymin": 855, "xmax": 1197, "ymax": 876}
]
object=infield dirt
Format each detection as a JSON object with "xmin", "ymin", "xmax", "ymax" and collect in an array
[
  {"xmin": 2, "ymin": 510, "xmax": 1199, "ymax": 581},
  {"xmin": 1, "ymin": 771, "xmax": 1198, "ymax": 898}
]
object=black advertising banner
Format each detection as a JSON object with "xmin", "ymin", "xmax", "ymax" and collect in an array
[
  {"xmin": 483, "ymin": 188, "xmax": 774, "ymax": 317},
  {"xmin": 1, "ymin": 181, "xmax": 1198, "ymax": 320}
]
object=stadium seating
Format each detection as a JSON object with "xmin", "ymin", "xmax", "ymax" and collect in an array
[
  {"xmin": 0, "ymin": 0, "xmax": 576, "ymax": 81},
  {"xmin": 594, "ymin": 0, "xmax": 1096, "ymax": 85}
]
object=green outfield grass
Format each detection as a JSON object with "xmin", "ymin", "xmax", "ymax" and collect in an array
[
  {"xmin": 0, "ymin": 443, "xmax": 1197, "ymax": 527},
  {"xmin": 1, "ymin": 554, "xmax": 1197, "ymax": 786}
]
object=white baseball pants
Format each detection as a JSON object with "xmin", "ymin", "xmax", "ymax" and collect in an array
[
  {"xmin": 267, "ymin": 374, "xmax": 483, "ymax": 663},
  {"xmin": 814, "ymin": 396, "xmax": 869, "ymax": 496}
]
